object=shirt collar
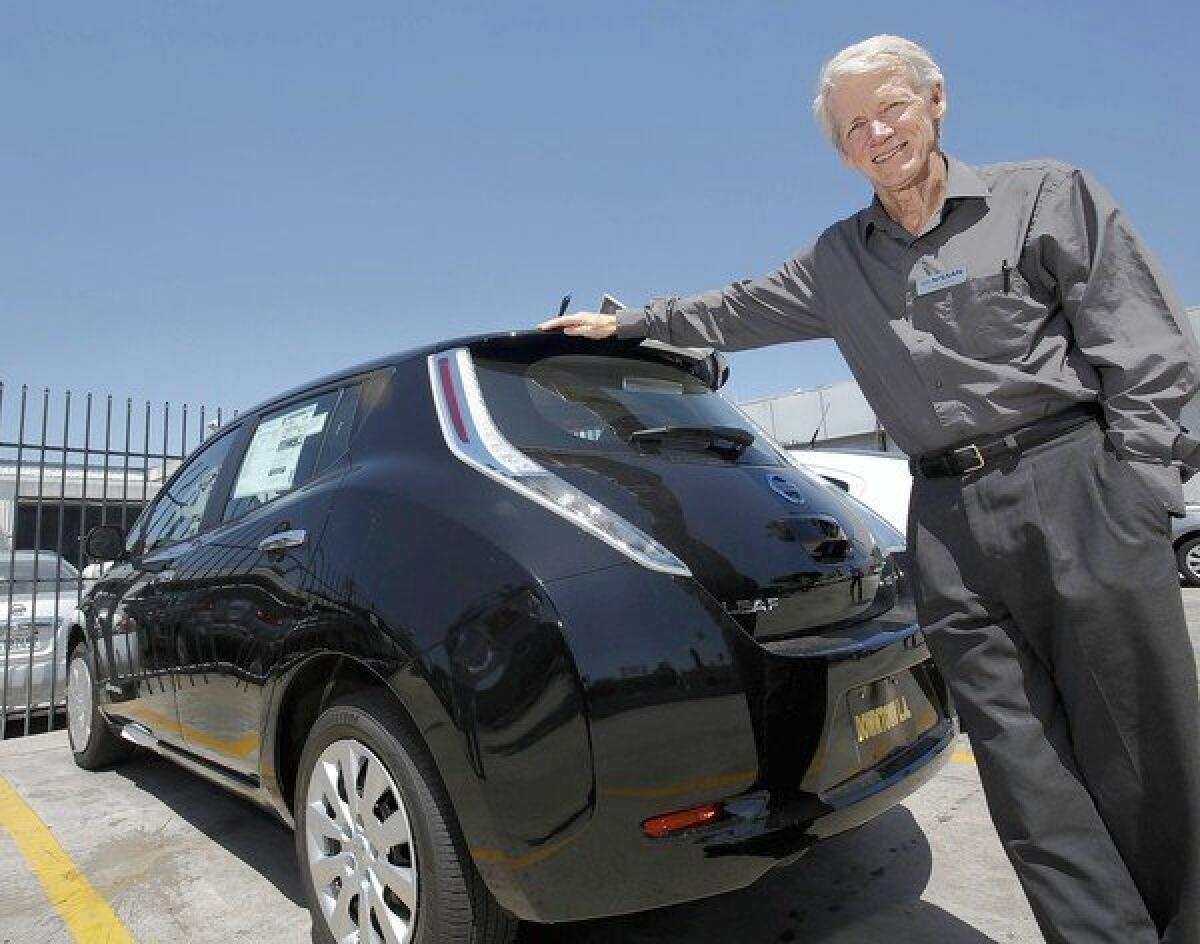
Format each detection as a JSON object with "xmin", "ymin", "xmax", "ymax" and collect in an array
[
  {"xmin": 944, "ymin": 155, "xmax": 991, "ymax": 200},
  {"xmin": 862, "ymin": 154, "xmax": 990, "ymax": 239}
]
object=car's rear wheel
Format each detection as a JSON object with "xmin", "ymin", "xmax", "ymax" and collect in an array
[
  {"xmin": 295, "ymin": 692, "xmax": 516, "ymax": 944},
  {"xmin": 66, "ymin": 643, "xmax": 132, "ymax": 769},
  {"xmin": 1176, "ymin": 535, "xmax": 1200, "ymax": 587}
]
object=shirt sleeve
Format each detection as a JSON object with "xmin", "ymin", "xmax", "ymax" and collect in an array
[
  {"xmin": 615, "ymin": 245, "xmax": 829, "ymax": 350},
  {"xmin": 1032, "ymin": 165, "xmax": 1200, "ymax": 511}
]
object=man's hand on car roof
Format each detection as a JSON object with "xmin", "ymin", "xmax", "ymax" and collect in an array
[{"xmin": 538, "ymin": 311, "xmax": 618, "ymax": 339}]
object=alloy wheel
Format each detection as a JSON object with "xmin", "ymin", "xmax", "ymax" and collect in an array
[
  {"xmin": 1185, "ymin": 544, "xmax": 1200, "ymax": 583},
  {"xmin": 66, "ymin": 653, "xmax": 93, "ymax": 750},
  {"xmin": 305, "ymin": 738, "xmax": 418, "ymax": 944}
]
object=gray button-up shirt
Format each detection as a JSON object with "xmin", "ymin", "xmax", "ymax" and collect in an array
[{"xmin": 616, "ymin": 155, "xmax": 1200, "ymax": 511}]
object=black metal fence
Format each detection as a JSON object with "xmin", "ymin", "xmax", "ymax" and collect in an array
[{"xmin": 1, "ymin": 382, "xmax": 229, "ymax": 738}]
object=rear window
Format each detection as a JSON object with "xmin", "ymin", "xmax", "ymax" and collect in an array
[{"xmin": 473, "ymin": 353, "xmax": 783, "ymax": 466}]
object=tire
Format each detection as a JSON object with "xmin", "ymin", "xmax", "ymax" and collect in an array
[
  {"xmin": 295, "ymin": 691, "xmax": 517, "ymax": 944},
  {"xmin": 1176, "ymin": 535, "xmax": 1200, "ymax": 587},
  {"xmin": 66, "ymin": 642, "xmax": 133, "ymax": 769}
]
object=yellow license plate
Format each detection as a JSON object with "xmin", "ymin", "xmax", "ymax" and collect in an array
[{"xmin": 853, "ymin": 693, "xmax": 914, "ymax": 743}]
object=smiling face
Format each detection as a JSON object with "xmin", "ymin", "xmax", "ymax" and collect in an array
[{"xmin": 830, "ymin": 66, "xmax": 946, "ymax": 195}]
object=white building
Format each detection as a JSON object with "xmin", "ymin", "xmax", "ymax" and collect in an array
[
  {"xmin": 0, "ymin": 462, "xmax": 173, "ymax": 563},
  {"xmin": 740, "ymin": 379, "xmax": 896, "ymax": 453}
]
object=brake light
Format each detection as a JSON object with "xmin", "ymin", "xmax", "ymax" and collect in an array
[
  {"xmin": 437, "ymin": 356, "xmax": 470, "ymax": 443},
  {"xmin": 428, "ymin": 348, "xmax": 691, "ymax": 577},
  {"xmin": 641, "ymin": 802, "xmax": 724, "ymax": 838}
]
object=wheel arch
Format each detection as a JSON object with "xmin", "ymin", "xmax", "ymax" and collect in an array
[
  {"xmin": 268, "ymin": 653, "xmax": 405, "ymax": 824},
  {"xmin": 265, "ymin": 646, "xmax": 562, "ymax": 921},
  {"xmin": 266, "ymin": 651, "xmax": 508, "ymax": 842}
]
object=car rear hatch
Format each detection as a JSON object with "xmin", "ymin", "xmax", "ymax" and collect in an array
[
  {"xmin": 462, "ymin": 335, "xmax": 899, "ymax": 641},
  {"xmin": 431, "ymin": 334, "xmax": 949, "ymax": 794}
]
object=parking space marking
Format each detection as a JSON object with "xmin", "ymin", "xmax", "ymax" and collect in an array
[{"xmin": 0, "ymin": 774, "xmax": 136, "ymax": 944}]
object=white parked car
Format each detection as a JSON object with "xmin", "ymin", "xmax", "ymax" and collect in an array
[
  {"xmin": 788, "ymin": 448, "xmax": 912, "ymax": 536},
  {"xmin": 1, "ymin": 550, "xmax": 83, "ymax": 716}
]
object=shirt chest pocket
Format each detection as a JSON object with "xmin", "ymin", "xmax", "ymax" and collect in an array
[{"xmin": 922, "ymin": 266, "xmax": 1049, "ymax": 362}]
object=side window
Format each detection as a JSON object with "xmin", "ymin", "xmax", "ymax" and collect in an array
[
  {"xmin": 141, "ymin": 431, "xmax": 239, "ymax": 552},
  {"xmin": 223, "ymin": 391, "xmax": 339, "ymax": 522},
  {"xmin": 314, "ymin": 384, "xmax": 362, "ymax": 476}
]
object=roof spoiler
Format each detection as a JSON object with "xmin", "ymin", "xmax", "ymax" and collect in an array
[{"xmin": 601, "ymin": 294, "xmax": 730, "ymax": 392}]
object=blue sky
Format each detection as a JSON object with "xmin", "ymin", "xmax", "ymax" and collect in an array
[{"xmin": 2, "ymin": 1, "xmax": 1198, "ymax": 420}]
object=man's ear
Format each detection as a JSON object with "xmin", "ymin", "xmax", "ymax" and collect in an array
[{"xmin": 930, "ymin": 81, "xmax": 947, "ymax": 123}]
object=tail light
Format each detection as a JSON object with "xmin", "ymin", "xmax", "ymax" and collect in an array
[
  {"xmin": 641, "ymin": 802, "xmax": 724, "ymax": 838},
  {"xmin": 428, "ymin": 348, "xmax": 690, "ymax": 577}
]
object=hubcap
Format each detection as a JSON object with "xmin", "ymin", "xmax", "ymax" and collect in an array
[
  {"xmin": 1185, "ymin": 545, "xmax": 1200, "ymax": 581},
  {"xmin": 66, "ymin": 654, "xmax": 93, "ymax": 750},
  {"xmin": 305, "ymin": 739, "xmax": 417, "ymax": 944}
]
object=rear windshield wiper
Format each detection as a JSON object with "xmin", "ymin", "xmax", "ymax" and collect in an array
[{"xmin": 630, "ymin": 425, "xmax": 755, "ymax": 458}]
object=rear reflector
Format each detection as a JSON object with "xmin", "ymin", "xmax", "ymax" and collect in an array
[{"xmin": 641, "ymin": 802, "xmax": 724, "ymax": 838}]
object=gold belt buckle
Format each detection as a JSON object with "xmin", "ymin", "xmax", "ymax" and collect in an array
[{"xmin": 961, "ymin": 444, "xmax": 985, "ymax": 473}]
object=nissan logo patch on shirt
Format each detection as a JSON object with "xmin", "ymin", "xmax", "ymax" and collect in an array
[{"xmin": 916, "ymin": 265, "xmax": 968, "ymax": 296}]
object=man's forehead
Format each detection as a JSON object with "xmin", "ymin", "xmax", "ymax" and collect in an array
[{"xmin": 830, "ymin": 67, "xmax": 920, "ymax": 114}]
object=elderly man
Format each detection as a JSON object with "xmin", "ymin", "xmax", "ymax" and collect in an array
[{"xmin": 540, "ymin": 35, "xmax": 1200, "ymax": 944}]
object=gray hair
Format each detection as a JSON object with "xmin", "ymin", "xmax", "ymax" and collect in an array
[{"xmin": 812, "ymin": 35, "xmax": 944, "ymax": 148}]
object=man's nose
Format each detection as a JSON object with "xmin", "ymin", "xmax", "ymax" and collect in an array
[{"xmin": 868, "ymin": 118, "xmax": 892, "ymax": 140}]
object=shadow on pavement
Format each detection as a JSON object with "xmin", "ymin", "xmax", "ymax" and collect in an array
[
  {"xmin": 518, "ymin": 806, "xmax": 1000, "ymax": 944},
  {"xmin": 113, "ymin": 752, "xmax": 307, "ymax": 909}
]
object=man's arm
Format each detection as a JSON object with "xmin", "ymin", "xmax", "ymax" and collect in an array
[
  {"xmin": 540, "ymin": 246, "xmax": 829, "ymax": 349},
  {"xmin": 1032, "ymin": 165, "xmax": 1200, "ymax": 512}
]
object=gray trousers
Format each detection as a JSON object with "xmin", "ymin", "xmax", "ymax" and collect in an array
[{"xmin": 908, "ymin": 421, "xmax": 1200, "ymax": 944}]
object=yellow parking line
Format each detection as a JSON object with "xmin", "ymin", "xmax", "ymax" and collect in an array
[{"xmin": 0, "ymin": 774, "xmax": 136, "ymax": 944}]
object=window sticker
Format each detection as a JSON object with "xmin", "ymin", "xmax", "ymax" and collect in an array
[{"xmin": 233, "ymin": 403, "xmax": 328, "ymax": 499}]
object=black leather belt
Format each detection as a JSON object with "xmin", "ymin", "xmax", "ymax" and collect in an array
[{"xmin": 909, "ymin": 405, "xmax": 1099, "ymax": 478}]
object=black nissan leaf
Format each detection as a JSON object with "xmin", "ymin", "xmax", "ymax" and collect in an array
[{"xmin": 68, "ymin": 332, "xmax": 955, "ymax": 944}]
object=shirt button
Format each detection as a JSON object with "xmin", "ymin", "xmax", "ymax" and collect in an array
[{"xmin": 934, "ymin": 378, "xmax": 943, "ymax": 389}]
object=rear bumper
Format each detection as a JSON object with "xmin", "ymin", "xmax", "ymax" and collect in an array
[
  {"xmin": 480, "ymin": 565, "xmax": 954, "ymax": 923},
  {"xmin": 780, "ymin": 717, "xmax": 954, "ymax": 843},
  {"xmin": 502, "ymin": 714, "xmax": 955, "ymax": 923},
  {"xmin": 641, "ymin": 716, "xmax": 956, "ymax": 880}
]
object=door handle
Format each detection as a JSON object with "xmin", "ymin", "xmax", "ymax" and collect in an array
[{"xmin": 258, "ymin": 529, "xmax": 307, "ymax": 553}]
